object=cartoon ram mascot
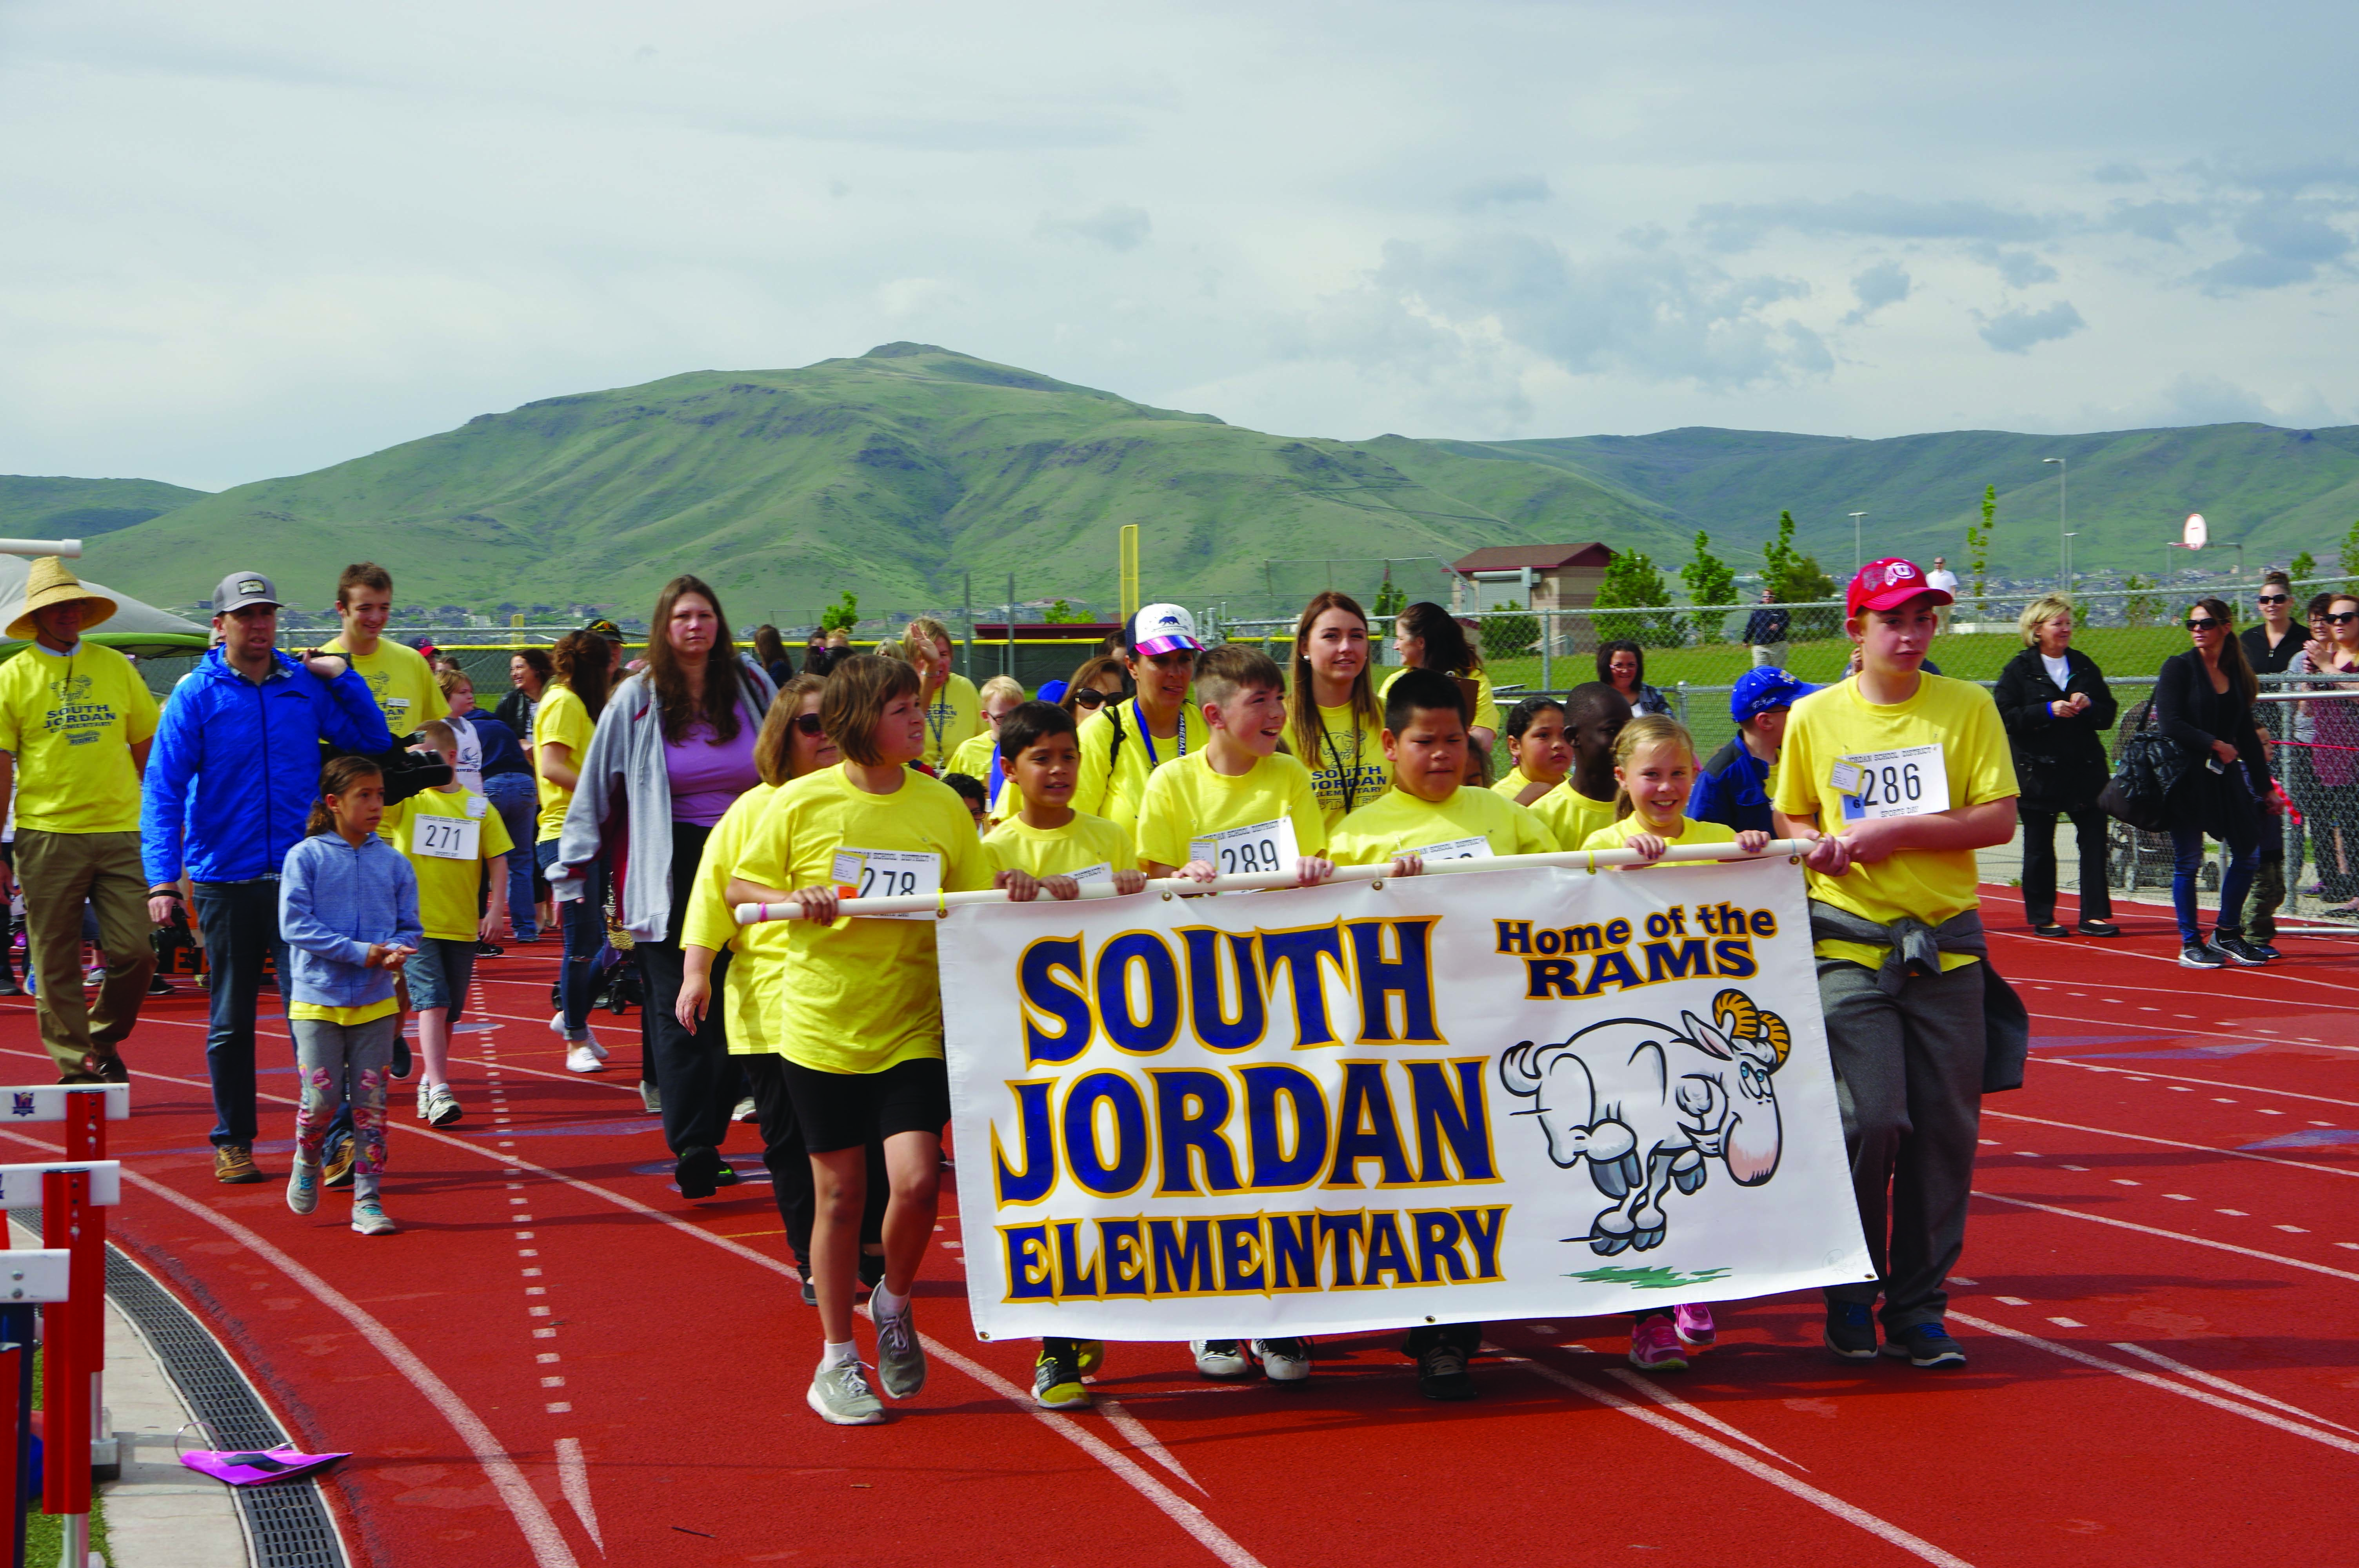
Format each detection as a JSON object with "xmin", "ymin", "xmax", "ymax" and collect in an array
[{"xmin": 1498, "ymin": 989, "xmax": 1790, "ymax": 1255}]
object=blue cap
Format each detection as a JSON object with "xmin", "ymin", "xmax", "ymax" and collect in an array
[
  {"xmin": 1037, "ymin": 679, "xmax": 1070, "ymax": 705},
  {"xmin": 1731, "ymin": 666, "xmax": 1818, "ymax": 723}
]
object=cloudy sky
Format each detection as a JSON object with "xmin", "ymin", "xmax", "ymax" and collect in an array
[{"xmin": 4, "ymin": 0, "xmax": 2355, "ymax": 491}]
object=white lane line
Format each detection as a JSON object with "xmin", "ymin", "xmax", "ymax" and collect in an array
[
  {"xmin": 2107, "ymin": 1343, "xmax": 2359, "ymax": 1438},
  {"xmin": 1981, "ymin": 924, "xmax": 2359, "ymax": 1003},
  {"xmin": 1499, "ymin": 1355, "xmax": 1976, "ymax": 1568},
  {"xmin": 1971, "ymin": 1191, "xmax": 2359, "ymax": 1284},
  {"xmin": 1948, "ymin": 1312, "xmax": 2359, "ymax": 1459},
  {"xmin": 554, "ymin": 1437, "xmax": 604, "ymax": 1552},
  {"xmin": 55, "ymin": 1049, "xmax": 1263, "ymax": 1568},
  {"xmin": 1093, "ymin": 1394, "xmax": 1209, "ymax": 1494},
  {"xmin": 1994, "ymin": 1296, "xmax": 2031, "ymax": 1306},
  {"xmin": 2023, "ymin": 1008, "xmax": 2359, "ymax": 1056},
  {"xmin": 2047, "ymin": 1058, "xmax": 2359, "ymax": 1111},
  {"xmin": 2046, "ymin": 1317, "xmax": 2086, "ymax": 1328},
  {"xmin": 1596, "ymin": 1365, "xmax": 1810, "ymax": 1470},
  {"xmin": 1985, "ymin": 1110, "xmax": 2359, "ymax": 1183},
  {"xmin": 0, "ymin": 1134, "xmax": 585, "ymax": 1568}
]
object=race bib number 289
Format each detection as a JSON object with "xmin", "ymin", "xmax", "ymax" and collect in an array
[
  {"xmin": 1832, "ymin": 744, "xmax": 1951, "ymax": 822},
  {"xmin": 1188, "ymin": 817, "xmax": 1299, "ymax": 877}
]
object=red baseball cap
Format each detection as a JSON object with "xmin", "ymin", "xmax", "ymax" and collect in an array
[{"xmin": 1847, "ymin": 557, "xmax": 1953, "ymax": 617}]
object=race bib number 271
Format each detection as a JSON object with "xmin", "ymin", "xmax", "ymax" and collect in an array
[{"xmin": 1832, "ymin": 744, "xmax": 1950, "ymax": 822}]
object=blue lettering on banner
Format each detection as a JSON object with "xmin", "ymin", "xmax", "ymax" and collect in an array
[{"xmin": 1000, "ymin": 1205, "xmax": 1512, "ymax": 1303}]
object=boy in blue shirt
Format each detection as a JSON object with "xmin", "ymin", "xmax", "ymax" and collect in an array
[{"xmin": 1688, "ymin": 667, "xmax": 1816, "ymax": 835}]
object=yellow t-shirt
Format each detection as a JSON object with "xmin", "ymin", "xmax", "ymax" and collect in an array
[
  {"xmin": 1132, "ymin": 748, "xmax": 1328, "ymax": 870},
  {"xmin": 325, "ymin": 637, "xmax": 449, "ymax": 737},
  {"xmin": 534, "ymin": 683, "xmax": 594, "ymax": 842},
  {"xmin": 288, "ymin": 998, "xmax": 401, "ymax": 1025},
  {"xmin": 1329, "ymin": 786, "xmax": 1558, "ymax": 866},
  {"xmin": 1295, "ymin": 702, "xmax": 1391, "ymax": 828},
  {"xmin": 680, "ymin": 783, "xmax": 787, "ymax": 1056},
  {"xmin": 983, "ymin": 811, "xmax": 1136, "ymax": 881},
  {"xmin": 921, "ymin": 674, "xmax": 983, "ymax": 771},
  {"xmin": 731, "ymin": 765, "xmax": 991, "ymax": 1073},
  {"xmin": 0, "ymin": 642, "xmax": 159, "ymax": 833},
  {"xmin": 1073, "ymin": 699, "xmax": 1211, "ymax": 843},
  {"xmin": 1579, "ymin": 814, "xmax": 1738, "ymax": 852},
  {"xmin": 1772, "ymin": 673, "xmax": 2018, "ymax": 971},
  {"xmin": 1530, "ymin": 784, "xmax": 1619, "ymax": 853},
  {"xmin": 946, "ymin": 728, "xmax": 998, "ymax": 783},
  {"xmin": 1381, "ymin": 665, "xmax": 1501, "ymax": 737},
  {"xmin": 387, "ymin": 788, "xmax": 515, "ymax": 942}
]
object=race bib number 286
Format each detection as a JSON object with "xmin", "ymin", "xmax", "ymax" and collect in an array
[{"xmin": 1832, "ymin": 744, "xmax": 1950, "ymax": 822}]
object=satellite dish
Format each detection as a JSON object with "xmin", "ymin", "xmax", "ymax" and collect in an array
[{"xmin": 2183, "ymin": 512, "xmax": 2208, "ymax": 550}]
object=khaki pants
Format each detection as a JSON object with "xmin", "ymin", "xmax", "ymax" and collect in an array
[{"xmin": 15, "ymin": 829, "xmax": 154, "ymax": 1079}]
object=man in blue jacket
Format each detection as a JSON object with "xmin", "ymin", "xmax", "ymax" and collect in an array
[{"xmin": 142, "ymin": 571, "xmax": 391, "ymax": 1183}]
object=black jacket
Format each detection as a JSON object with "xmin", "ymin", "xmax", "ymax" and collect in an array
[
  {"xmin": 1993, "ymin": 646, "xmax": 2118, "ymax": 813},
  {"xmin": 2153, "ymin": 648, "xmax": 2271, "ymax": 841},
  {"xmin": 494, "ymin": 686, "xmax": 538, "ymax": 745}
]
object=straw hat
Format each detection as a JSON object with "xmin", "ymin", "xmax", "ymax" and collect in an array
[{"xmin": 7, "ymin": 557, "xmax": 118, "ymax": 643}]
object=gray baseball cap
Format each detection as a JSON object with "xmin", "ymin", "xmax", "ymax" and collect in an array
[{"xmin": 211, "ymin": 571, "xmax": 282, "ymax": 615}]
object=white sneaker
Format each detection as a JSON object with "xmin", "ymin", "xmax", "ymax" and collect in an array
[
  {"xmin": 423, "ymin": 1082, "xmax": 462, "ymax": 1127},
  {"xmin": 549, "ymin": 1010, "xmax": 567, "ymax": 1035},
  {"xmin": 588, "ymin": 1038, "xmax": 609, "ymax": 1061},
  {"xmin": 565, "ymin": 1044, "xmax": 603, "ymax": 1074},
  {"xmin": 639, "ymin": 1081, "xmax": 662, "ymax": 1114},
  {"xmin": 414, "ymin": 1083, "xmax": 434, "ymax": 1122},
  {"xmin": 1253, "ymin": 1337, "xmax": 1311, "ymax": 1382},
  {"xmin": 732, "ymin": 1096, "xmax": 759, "ymax": 1123},
  {"xmin": 1190, "ymin": 1339, "xmax": 1251, "ymax": 1378}
]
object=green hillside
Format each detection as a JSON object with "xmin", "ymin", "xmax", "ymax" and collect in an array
[
  {"xmin": 51, "ymin": 344, "xmax": 2359, "ymax": 626},
  {"xmin": 0, "ymin": 475, "xmax": 210, "ymax": 544},
  {"xmin": 77, "ymin": 344, "xmax": 1683, "ymax": 622}
]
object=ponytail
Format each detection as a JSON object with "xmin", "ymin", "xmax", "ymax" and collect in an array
[{"xmin": 308, "ymin": 756, "xmax": 384, "ymax": 836}]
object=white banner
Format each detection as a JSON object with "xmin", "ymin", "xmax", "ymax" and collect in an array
[{"xmin": 940, "ymin": 854, "xmax": 1874, "ymax": 1343}]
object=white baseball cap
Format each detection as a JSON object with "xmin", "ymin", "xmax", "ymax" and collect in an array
[{"xmin": 1127, "ymin": 602, "xmax": 1203, "ymax": 656}]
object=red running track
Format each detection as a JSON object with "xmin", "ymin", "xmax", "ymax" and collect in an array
[{"xmin": 9, "ymin": 892, "xmax": 2358, "ymax": 1567}]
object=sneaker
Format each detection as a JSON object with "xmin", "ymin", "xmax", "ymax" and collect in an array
[
  {"xmin": 2212, "ymin": 933, "xmax": 2270, "ymax": 965},
  {"xmin": 732, "ymin": 1096, "xmax": 759, "ymax": 1123},
  {"xmin": 2076, "ymin": 918, "xmax": 2121, "ymax": 937},
  {"xmin": 872, "ymin": 1295, "xmax": 927, "ymax": 1399},
  {"xmin": 588, "ymin": 1038, "xmax": 610, "ymax": 1062},
  {"xmin": 1076, "ymin": 1340, "xmax": 1105, "ymax": 1377},
  {"xmin": 1253, "ymin": 1337, "xmax": 1311, "ymax": 1382},
  {"xmin": 1033, "ymin": 1346, "xmax": 1090, "ymax": 1410},
  {"xmin": 1191, "ymin": 1339, "xmax": 1252, "ymax": 1379},
  {"xmin": 1414, "ymin": 1340, "xmax": 1477, "ymax": 1401},
  {"xmin": 2250, "ymin": 940, "xmax": 2283, "ymax": 961},
  {"xmin": 415, "ymin": 1082, "xmax": 434, "ymax": 1122},
  {"xmin": 797, "ymin": 1268, "xmax": 817, "ymax": 1307},
  {"xmin": 349, "ymin": 1198, "xmax": 398, "ymax": 1236},
  {"xmin": 1824, "ymin": 1301, "xmax": 1879, "ymax": 1361},
  {"xmin": 565, "ymin": 1044, "xmax": 603, "ymax": 1074},
  {"xmin": 0, "ymin": 974, "xmax": 18, "ymax": 996},
  {"xmin": 285, "ymin": 1159, "xmax": 320, "ymax": 1214},
  {"xmin": 322, "ymin": 1135, "xmax": 357, "ymax": 1190},
  {"xmin": 214, "ymin": 1143, "xmax": 264, "ymax": 1184},
  {"xmin": 1882, "ymin": 1321, "xmax": 1967, "ymax": 1369},
  {"xmin": 391, "ymin": 1034, "xmax": 413, "ymax": 1080},
  {"xmin": 83, "ymin": 965, "xmax": 104, "ymax": 988},
  {"xmin": 549, "ymin": 1010, "xmax": 567, "ymax": 1035},
  {"xmin": 807, "ymin": 1359, "xmax": 885, "ymax": 1425},
  {"xmin": 2177, "ymin": 942, "xmax": 2226, "ymax": 969},
  {"xmin": 423, "ymin": 1083, "xmax": 462, "ymax": 1127},
  {"xmin": 638, "ymin": 1080, "xmax": 661, "ymax": 1113},
  {"xmin": 1628, "ymin": 1315, "xmax": 1688, "ymax": 1371},
  {"xmin": 147, "ymin": 974, "xmax": 175, "ymax": 995},
  {"xmin": 476, "ymin": 940, "xmax": 503, "ymax": 958},
  {"xmin": 82, "ymin": 1052, "xmax": 129, "ymax": 1085},
  {"xmin": 1673, "ymin": 1302, "xmax": 1717, "ymax": 1349},
  {"xmin": 712, "ymin": 1162, "xmax": 739, "ymax": 1187}
]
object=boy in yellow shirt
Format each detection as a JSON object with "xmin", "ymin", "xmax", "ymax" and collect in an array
[
  {"xmin": 1332, "ymin": 669, "xmax": 1557, "ymax": 871},
  {"xmin": 979, "ymin": 699, "xmax": 1148, "ymax": 1410},
  {"xmin": 1772, "ymin": 558, "xmax": 2019, "ymax": 1372},
  {"xmin": 323, "ymin": 562, "xmax": 448, "ymax": 737},
  {"xmin": 1133, "ymin": 644, "xmax": 1329, "ymax": 885},
  {"xmin": 385, "ymin": 721, "xmax": 512, "ymax": 1127},
  {"xmin": 727, "ymin": 655, "xmax": 1000, "ymax": 1426},
  {"xmin": 1531, "ymin": 682, "xmax": 1629, "ymax": 851}
]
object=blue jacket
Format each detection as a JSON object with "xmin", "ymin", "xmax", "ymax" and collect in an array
[
  {"xmin": 141, "ymin": 648, "xmax": 394, "ymax": 885},
  {"xmin": 1688, "ymin": 737, "xmax": 1775, "ymax": 836},
  {"xmin": 278, "ymin": 831, "xmax": 422, "ymax": 1010}
]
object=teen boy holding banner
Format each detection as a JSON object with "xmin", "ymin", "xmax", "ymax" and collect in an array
[{"xmin": 1772, "ymin": 558, "xmax": 2023, "ymax": 1371}]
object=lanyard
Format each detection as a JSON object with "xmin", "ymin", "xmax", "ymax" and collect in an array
[
  {"xmin": 1321, "ymin": 713, "xmax": 1365, "ymax": 814},
  {"xmin": 926, "ymin": 690, "xmax": 951, "ymax": 756},
  {"xmin": 1134, "ymin": 700, "xmax": 1187, "ymax": 767}
]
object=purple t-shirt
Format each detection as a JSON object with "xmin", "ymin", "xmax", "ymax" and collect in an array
[{"xmin": 665, "ymin": 717, "xmax": 760, "ymax": 828}]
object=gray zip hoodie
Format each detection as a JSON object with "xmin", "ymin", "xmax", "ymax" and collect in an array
[{"xmin": 550, "ymin": 662, "xmax": 775, "ymax": 942}]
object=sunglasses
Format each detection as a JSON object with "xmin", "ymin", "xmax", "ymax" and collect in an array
[
  {"xmin": 1072, "ymin": 688, "xmax": 1113, "ymax": 708},
  {"xmin": 792, "ymin": 713, "xmax": 825, "ymax": 736},
  {"xmin": 2330, "ymin": 610, "xmax": 2359, "ymax": 626},
  {"xmin": 2257, "ymin": 593, "xmax": 2290, "ymax": 604},
  {"xmin": 2185, "ymin": 617, "xmax": 2223, "ymax": 632}
]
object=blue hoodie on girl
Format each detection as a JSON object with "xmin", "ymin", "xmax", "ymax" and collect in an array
[{"xmin": 279, "ymin": 831, "xmax": 422, "ymax": 1011}]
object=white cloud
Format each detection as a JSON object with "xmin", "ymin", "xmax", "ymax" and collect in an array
[{"xmin": 1981, "ymin": 302, "xmax": 2087, "ymax": 354}]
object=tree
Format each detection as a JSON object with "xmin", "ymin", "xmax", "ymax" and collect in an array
[
  {"xmin": 1480, "ymin": 597, "xmax": 1541, "ymax": 661},
  {"xmin": 1370, "ymin": 568, "xmax": 1406, "ymax": 619},
  {"xmin": 2289, "ymin": 550, "xmax": 2317, "ymax": 584},
  {"xmin": 1043, "ymin": 599, "xmax": 1092, "ymax": 624},
  {"xmin": 1761, "ymin": 511, "xmax": 1840, "ymax": 639},
  {"xmin": 2343, "ymin": 517, "xmax": 2359, "ymax": 592},
  {"xmin": 2123, "ymin": 573, "xmax": 2164, "ymax": 628},
  {"xmin": 1594, "ymin": 549, "xmax": 1685, "ymax": 648},
  {"xmin": 1680, "ymin": 531, "xmax": 1737, "ymax": 642},
  {"xmin": 819, "ymin": 592, "xmax": 860, "ymax": 632},
  {"xmin": 1964, "ymin": 485, "xmax": 1997, "ymax": 612}
]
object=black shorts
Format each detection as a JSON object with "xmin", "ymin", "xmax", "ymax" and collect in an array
[{"xmin": 776, "ymin": 1055, "xmax": 950, "ymax": 1155}]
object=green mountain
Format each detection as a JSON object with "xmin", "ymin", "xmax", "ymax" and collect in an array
[
  {"xmin": 0, "ymin": 475, "xmax": 210, "ymax": 545},
  {"xmin": 52, "ymin": 344, "xmax": 2359, "ymax": 625}
]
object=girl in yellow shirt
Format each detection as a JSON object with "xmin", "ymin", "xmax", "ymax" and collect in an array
[
  {"xmin": 1581, "ymin": 714, "xmax": 1772, "ymax": 863},
  {"xmin": 1285, "ymin": 590, "xmax": 1391, "ymax": 827}
]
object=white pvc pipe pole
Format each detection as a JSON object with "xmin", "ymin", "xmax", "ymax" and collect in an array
[
  {"xmin": 734, "ymin": 838, "xmax": 1813, "ymax": 924},
  {"xmin": 0, "ymin": 538, "xmax": 82, "ymax": 558}
]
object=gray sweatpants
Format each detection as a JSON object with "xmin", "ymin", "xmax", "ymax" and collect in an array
[
  {"xmin": 291, "ymin": 1015, "xmax": 396, "ymax": 1203},
  {"xmin": 1817, "ymin": 957, "xmax": 1985, "ymax": 1329}
]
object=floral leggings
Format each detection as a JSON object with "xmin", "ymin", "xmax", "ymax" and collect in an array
[{"xmin": 289, "ymin": 1015, "xmax": 396, "ymax": 1201}]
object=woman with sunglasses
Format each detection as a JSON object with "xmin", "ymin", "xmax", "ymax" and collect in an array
[
  {"xmin": 1059, "ymin": 655, "xmax": 1129, "ymax": 720},
  {"xmin": 2153, "ymin": 599, "xmax": 2277, "ymax": 967},
  {"xmin": 2291, "ymin": 594, "xmax": 2359, "ymax": 911}
]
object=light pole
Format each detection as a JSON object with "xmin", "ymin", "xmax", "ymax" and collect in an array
[
  {"xmin": 1849, "ymin": 512, "xmax": 1866, "ymax": 572},
  {"xmin": 2042, "ymin": 456, "xmax": 2067, "ymax": 590},
  {"xmin": 2063, "ymin": 532, "xmax": 2077, "ymax": 593}
]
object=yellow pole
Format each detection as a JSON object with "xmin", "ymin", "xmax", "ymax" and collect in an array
[{"xmin": 1118, "ymin": 524, "xmax": 1140, "ymax": 623}]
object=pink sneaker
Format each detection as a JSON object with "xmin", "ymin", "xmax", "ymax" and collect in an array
[
  {"xmin": 1674, "ymin": 1303, "xmax": 1717, "ymax": 1349},
  {"xmin": 1628, "ymin": 1315, "xmax": 1688, "ymax": 1371}
]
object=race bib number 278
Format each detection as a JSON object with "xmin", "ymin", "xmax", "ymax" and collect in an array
[{"xmin": 831, "ymin": 848, "xmax": 943, "ymax": 920}]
